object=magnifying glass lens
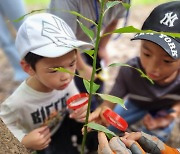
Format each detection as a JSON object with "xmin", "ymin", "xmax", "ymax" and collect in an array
[
  {"xmin": 67, "ymin": 93, "xmax": 89, "ymax": 110},
  {"xmin": 103, "ymin": 108, "xmax": 128, "ymax": 131},
  {"xmin": 69, "ymin": 97, "xmax": 88, "ymax": 107}
]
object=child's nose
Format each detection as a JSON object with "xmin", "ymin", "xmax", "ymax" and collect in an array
[
  {"xmin": 147, "ymin": 60, "xmax": 161, "ymax": 74},
  {"xmin": 60, "ymin": 72, "xmax": 70, "ymax": 81}
]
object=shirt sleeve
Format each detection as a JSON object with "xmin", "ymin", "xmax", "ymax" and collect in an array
[
  {"xmin": 0, "ymin": 101, "xmax": 26, "ymax": 142},
  {"xmin": 49, "ymin": 0, "xmax": 79, "ymax": 34},
  {"xmin": 109, "ymin": 67, "xmax": 128, "ymax": 98}
]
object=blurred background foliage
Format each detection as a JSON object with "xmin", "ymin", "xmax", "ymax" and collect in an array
[{"xmin": 24, "ymin": 0, "xmax": 171, "ymax": 6}]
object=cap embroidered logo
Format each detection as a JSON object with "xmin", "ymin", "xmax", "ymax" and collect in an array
[
  {"xmin": 159, "ymin": 34, "xmax": 178, "ymax": 57},
  {"xmin": 15, "ymin": 13, "xmax": 93, "ymax": 59},
  {"xmin": 42, "ymin": 16, "xmax": 77, "ymax": 47},
  {"xmin": 160, "ymin": 12, "xmax": 178, "ymax": 27}
]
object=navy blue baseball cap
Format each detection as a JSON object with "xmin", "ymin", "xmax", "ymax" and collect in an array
[{"xmin": 132, "ymin": 1, "xmax": 180, "ymax": 59}]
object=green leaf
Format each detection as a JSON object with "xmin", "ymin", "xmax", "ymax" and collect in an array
[
  {"xmin": 96, "ymin": 93, "xmax": 126, "ymax": 109},
  {"xmin": 77, "ymin": 20, "xmax": 94, "ymax": 41},
  {"xmin": 13, "ymin": 9, "xmax": 46, "ymax": 22},
  {"xmin": 122, "ymin": 2, "xmax": 131, "ymax": 10},
  {"xmin": 134, "ymin": 68, "xmax": 154, "ymax": 84},
  {"xmin": 109, "ymin": 63, "xmax": 154, "ymax": 84},
  {"xmin": 104, "ymin": 1, "xmax": 130, "ymax": 15},
  {"xmin": 86, "ymin": 122, "xmax": 117, "ymax": 138},
  {"xmin": 68, "ymin": 11, "xmax": 97, "ymax": 26},
  {"xmin": 103, "ymin": 26, "xmax": 180, "ymax": 39},
  {"xmin": 83, "ymin": 79, "xmax": 100, "ymax": 94},
  {"xmin": 83, "ymin": 49, "xmax": 95, "ymax": 58},
  {"xmin": 104, "ymin": 1, "xmax": 121, "ymax": 15},
  {"xmin": 106, "ymin": 1, "xmax": 121, "ymax": 9},
  {"xmin": 108, "ymin": 63, "xmax": 130, "ymax": 67},
  {"xmin": 113, "ymin": 26, "xmax": 142, "ymax": 34},
  {"xmin": 53, "ymin": 67, "xmax": 82, "ymax": 79},
  {"xmin": 105, "ymin": 133, "xmax": 114, "ymax": 140},
  {"xmin": 53, "ymin": 67, "xmax": 74, "ymax": 75}
]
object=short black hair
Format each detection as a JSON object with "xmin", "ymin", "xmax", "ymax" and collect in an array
[{"xmin": 24, "ymin": 52, "xmax": 44, "ymax": 70}]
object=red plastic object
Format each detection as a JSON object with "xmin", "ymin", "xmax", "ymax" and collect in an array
[
  {"xmin": 103, "ymin": 108, "xmax": 128, "ymax": 131},
  {"xmin": 66, "ymin": 93, "xmax": 89, "ymax": 110}
]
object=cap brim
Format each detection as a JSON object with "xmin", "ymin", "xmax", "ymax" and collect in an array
[
  {"xmin": 30, "ymin": 40, "xmax": 93, "ymax": 58},
  {"xmin": 131, "ymin": 33, "xmax": 180, "ymax": 59}
]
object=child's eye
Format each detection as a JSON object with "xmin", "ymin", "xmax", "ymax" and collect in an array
[
  {"xmin": 70, "ymin": 61, "xmax": 76, "ymax": 67},
  {"xmin": 50, "ymin": 70, "xmax": 57, "ymax": 73},
  {"xmin": 143, "ymin": 52, "xmax": 150, "ymax": 57},
  {"xmin": 163, "ymin": 60, "xmax": 174, "ymax": 64},
  {"xmin": 70, "ymin": 63, "xmax": 75, "ymax": 67},
  {"xmin": 49, "ymin": 68, "xmax": 58, "ymax": 73}
]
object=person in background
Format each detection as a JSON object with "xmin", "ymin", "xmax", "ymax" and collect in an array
[
  {"xmin": 0, "ymin": 0, "xmax": 28, "ymax": 82},
  {"xmin": 89, "ymin": 1, "xmax": 180, "ymax": 143}
]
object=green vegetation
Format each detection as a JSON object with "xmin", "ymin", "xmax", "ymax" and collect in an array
[
  {"xmin": 24, "ymin": 0, "xmax": 171, "ymax": 6},
  {"xmin": 25, "ymin": 0, "xmax": 50, "ymax": 5},
  {"xmin": 132, "ymin": 0, "xmax": 171, "ymax": 5}
]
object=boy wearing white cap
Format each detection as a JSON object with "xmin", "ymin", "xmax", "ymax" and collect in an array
[
  {"xmin": 0, "ymin": 13, "xmax": 93, "ymax": 153},
  {"xmin": 90, "ymin": 1, "xmax": 180, "ymax": 143}
]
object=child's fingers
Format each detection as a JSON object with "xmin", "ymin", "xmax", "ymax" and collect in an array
[
  {"xmin": 76, "ymin": 103, "xmax": 88, "ymax": 114},
  {"xmin": 88, "ymin": 107, "xmax": 102, "ymax": 122},
  {"xmin": 122, "ymin": 132, "xmax": 142, "ymax": 147},
  {"xmin": 41, "ymin": 127, "xmax": 50, "ymax": 135},
  {"xmin": 43, "ymin": 129, "xmax": 51, "ymax": 141},
  {"xmin": 124, "ymin": 132, "xmax": 142, "ymax": 141},
  {"xmin": 76, "ymin": 117, "xmax": 86, "ymax": 123},
  {"xmin": 109, "ymin": 137, "xmax": 131, "ymax": 154},
  {"xmin": 41, "ymin": 137, "xmax": 51, "ymax": 149},
  {"xmin": 123, "ymin": 132, "xmax": 130, "ymax": 138},
  {"xmin": 69, "ymin": 110, "xmax": 86, "ymax": 122},
  {"xmin": 81, "ymin": 126, "xmax": 92, "ymax": 135},
  {"xmin": 37, "ymin": 126, "xmax": 49, "ymax": 133},
  {"xmin": 120, "ymin": 137, "xmax": 135, "ymax": 148},
  {"xmin": 98, "ymin": 132, "xmax": 113, "ymax": 154},
  {"xmin": 69, "ymin": 104, "xmax": 87, "ymax": 119}
]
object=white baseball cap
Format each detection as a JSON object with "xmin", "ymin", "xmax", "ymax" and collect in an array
[{"xmin": 15, "ymin": 13, "xmax": 94, "ymax": 59}]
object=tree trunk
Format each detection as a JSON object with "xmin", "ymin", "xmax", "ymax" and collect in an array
[{"xmin": 0, "ymin": 118, "xmax": 30, "ymax": 154}]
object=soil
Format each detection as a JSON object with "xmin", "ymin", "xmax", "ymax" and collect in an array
[{"xmin": 0, "ymin": 2, "xmax": 179, "ymax": 152}]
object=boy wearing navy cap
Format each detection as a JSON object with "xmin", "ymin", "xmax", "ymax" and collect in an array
[{"xmin": 90, "ymin": 1, "xmax": 180, "ymax": 142}]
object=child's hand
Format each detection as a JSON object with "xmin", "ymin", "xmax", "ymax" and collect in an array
[
  {"xmin": 88, "ymin": 106, "xmax": 110, "ymax": 126},
  {"xmin": 122, "ymin": 132, "xmax": 179, "ymax": 154},
  {"xmin": 98, "ymin": 132, "xmax": 131, "ymax": 154},
  {"xmin": 69, "ymin": 103, "xmax": 88, "ymax": 122},
  {"xmin": 81, "ymin": 106, "xmax": 110, "ymax": 134},
  {"xmin": 22, "ymin": 126, "xmax": 51, "ymax": 150},
  {"xmin": 98, "ymin": 132, "xmax": 179, "ymax": 154},
  {"xmin": 143, "ymin": 114, "xmax": 173, "ymax": 130}
]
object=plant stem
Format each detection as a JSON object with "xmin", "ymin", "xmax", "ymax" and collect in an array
[{"xmin": 81, "ymin": 0, "xmax": 105, "ymax": 154}]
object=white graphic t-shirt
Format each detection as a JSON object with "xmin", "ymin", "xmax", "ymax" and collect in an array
[{"xmin": 0, "ymin": 80, "xmax": 79, "ymax": 141}]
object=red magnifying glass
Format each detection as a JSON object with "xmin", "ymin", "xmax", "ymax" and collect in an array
[
  {"xmin": 66, "ymin": 93, "xmax": 89, "ymax": 110},
  {"xmin": 103, "ymin": 108, "xmax": 128, "ymax": 132}
]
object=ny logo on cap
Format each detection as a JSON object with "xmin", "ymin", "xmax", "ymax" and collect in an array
[
  {"xmin": 160, "ymin": 12, "xmax": 178, "ymax": 27},
  {"xmin": 42, "ymin": 16, "xmax": 77, "ymax": 47}
]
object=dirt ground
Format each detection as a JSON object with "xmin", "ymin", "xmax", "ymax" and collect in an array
[{"xmin": 0, "ymin": 2, "xmax": 179, "ymax": 150}]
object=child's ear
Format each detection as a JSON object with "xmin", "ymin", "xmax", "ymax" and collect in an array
[{"xmin": 20, "ymin": 60, "xmax": 35, "ymax": 76}]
